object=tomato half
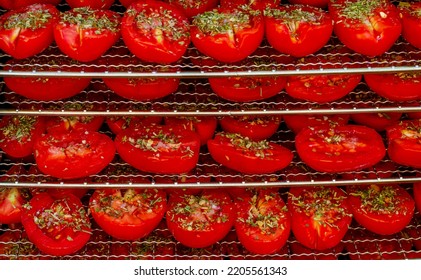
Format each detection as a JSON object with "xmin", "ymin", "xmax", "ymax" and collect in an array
[
  {"xmin": 219, "ymin": 115, "xmax": 281, "ymax": 141},
  {"xmin": 386, "ymin": 119, "xmax": 421, "ymax": 168},
  {"xmin": 208, "ymin": 132, "xmax": 293, "ymax": 174},
  {"xmin": 283, "ymin": 113, "xmax": 350, "ymax": 134},
  {"xmin": 0, "ymin": 4, "xmax": 59, "ymax": 59},
  {"xmin": 288, "ymin": 0, "xmax": 329, "ymax": 8},
  {"xmin": 351, "ymin": 112, "xmax": 402, "ymax": 131},
  {"xmin": 235, "ymin": 190, "xmax": 291, "ymax": 255},
  {"xmin": 115, "ymin": 125, "xmax": 201, "ymax": 174},
  {"xmin": 0, "ymin": 165, "xmax": 30, "ymax": 224},
  {"xmin": 54, "ymin": 7, "xmax": 121, "ymax": 62},
  {"xmin": 121, "ymin": 0, "xmax": 190, "ymax": 64},
  {"xmin": 166, "ymin": 190, "xmax": 235, "ymax": 248},
  {"xmin": 288, "ymin": 186, "xmax": 352, "ymax": 250},
  {"xmin": 295, "ymin": 125, "xmax": 386, "ymax": 173},
  {"xmin": 399, "ymin": 2, "xmax": 421, "ymax": 49},
  {"xmin": 21, "ymin": 192, "xmax": 91, "ymax": 256},
  {"xmin": 347, "ymin": 184, "xmax": 415, "ymax": 235},
  {"xmin": 329, "ymin": 0, "xmax": 402, "ymax": 57},
  {"xmin": 220, "ymin": 0, "xmax": 281, "ymax": 11},
  {"xmin": 0, "ymin": 115, "xmax": 46, "ymax": 159},
  {"xmin": 0, "ymin": 0, "xmax": 60, "ymax": 10},
  {"xmin": 164, "ymin": 116, "xmax": 217, "ymax": 146},
  {"xmin": 66, "ymin": 0, "xmax": 114, "ymax": 9},
  {"xmin": 191, "ymin": 7, "xmax": 264, "ymax": 63},
  {"xmin": 264, "ymin": 5, "xmax": 333, "ymax": 57},
  {"xmin": 90, "ymin": 188, "xmax": 167, "ymax": 241},
  {"xmin": 165, "ymin": 0, "xmax": 219, "ymax": 18},
  {"xmin": 33, "ymin": 130, "xmax": 116, "ymax": 179},
  {"xmin": 3, "ymin": 56, "xmax": 91, "ymax": 101},
  {"xmin": 414, "ymin": 182, "xmax": 421, "ymax": 213}
]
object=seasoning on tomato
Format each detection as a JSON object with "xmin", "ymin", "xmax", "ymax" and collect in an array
[
  {"xmin": 283, "ymin": 113, "xmax": 350, "ymax": 134},
  {"xmin": 66, "ymin": 0, "xmax": 114, "ymax": 9},
  {"xmin": 295, "ymin": 125, "xmax": 386, "ymax": 173},
  {"xmin": 3, "ymin": 56, "xmax": 91, "ymax": 101},
  {"xmin": 347, "ymin": 184, "xmax": 415, "ymax": 235},
  {"xmin": 89, "ymin": 188, "xmax": 167, "ymax": 241},
  {"xmin": 121, "ymin": 0, "xmax": 191, "ymax": 64},
  {"xmin": 399, "ymin": 2, "xmax": 421, "ymax": 49},
  {"xmin": 191, "ymin": 7, "xmax": 264, "ymax": 63},
  {"xmin": 288, "ymin": 0, "xmax": 329, "ymax": 8},
  {"xmin": 235, "ymin": 190, "xmax": 291, "ymax": 255},
  {"xmin": 386, "ymin": 119, "xmax": 421, "ymax": 168},
  {"xmin": 329, "ymin": 0, "xmax": 402, "ymax": 57},
  {"xmin": 164, "ymin": 116, "xmax": 217, "ymax": 146},
  {"xmin": 115, "ymin": 125, "xmax": 201, "ymax": 174},
  {"xmin": 0, "ymin": 0, "xmax": 60, "ymax": 10},
  {"xmin": 54, "ymin": 7, "xmax": 121, "ymax": 62},
  {"xmin": 221, "ymin": 0, "xmax": 281, "ymax": 11},
  {"xmin": 351, "ymin": 112, "xmax": 402, "ymax": 132},
  {"xmin": 21, "ymin": 192, "xmax": 91, "ymax": 256},
  {"xmin": 165, "ymin": 0, "xmax": 219, "ymax": 18},
  {"xmin": 288, "ymin": 186, "xmax": 352, "ymax": 251},
  {"xmin": 33, "ymin": 130, "xmax": 116, "ymax": 179},
  {"xmin": 166, "ymin": 190, "xmax": 235, "ymax": 248},
  {"xmin": 219, "ymin": 115, "xmax": 282, "ymax": 141},
  {"xmin": 0, "ymin": 115, "xmax": 46, "ymax": 159},
  {"xmin": 264, "ymin": 5, "xmax": 333, "ymax": 57},
  {"xmin": 0, "ymin": 4, "xmax": 59, "ymax": 59},
  {"xmin": 207, "ymin": 132, "xmax": 293, "ymax": 174}
]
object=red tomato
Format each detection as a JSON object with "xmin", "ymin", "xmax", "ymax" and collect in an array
[
  {"xmin": 119, "ymin": 0, "xmax": 136, "ymax": 8},
  {"xmin": 285, "ymin": 56, "xmax": 362, "ymax": 103},
  {"xmin": 33, "ymin": 130, "xmax": 116, "ymax": 179},
  {"xmin": 66, "ymin": 0, "xmax": 114, "ymax": 9},
  {"xmin": 90, "ymin": 188, "xmax": 167, "ymax": 241},
  {"xmin": 3, "ymin": 56, "xmax": 91, "ymax": 101},
  {"xmin": 347, "ymin": 184, "xmax": 415, "ymax": 235},
  {"xmin": 191, "ymin": 7, "xmax": 264, "ymax": 63},
  {"xmin": 264, "ymin": 5, "xmax": 333, "ymax": 57},
  {"xmin": 166, "ymin": 190, "xmax": 235, "ymax": 248},
  {"xmin": 21, "ymin": 192, "xmax": 91, "ymax": 256},
  {"xmin": 54, "ymin": 7, "xmax": 121, "ymax": 62},
  {"xmin": 351, "ymin": 112, "xmax": 402, "ymax": 131},
  {"xmin": 288, "ymin": 186, "xmax": 352, "ymax": 250},
  {"xmin": 386, "ymin": 119, "xmax": 421, "ymax": 168},
  {"xmin": 208, "ymin": 132, "xmax": 293, "ymax": 174},
  {"xmin": 329, "ymin": 0, "xmax": 402, "ymax": 57},
  {"xmin": 235, "ymin": 190, "xmax": 291, "ymax": 255},
  {"xmin": 121, "ymin": 0, "xmax": 190, "ymax": 64},
  {"xmin": 219, "ymin": 115, "xmax": 281, "ymax": 141},
  {"xmin": 295, "ymin": 125, "xmax": 386, "ymax": 173},
  {"xmin": 0, "ymin": 4, "xmax": 59, "ymax": 59},
  {"xmin": 408, "ymin": 111, "xmax": 421, "ymax": 119},
  {"xmin": 288, "ymin": 0, "xmax": 329, "ymax": 8},
  {"xmin": 220, "ymin": 0, "xmax": 281, "ymax": 11},
  {"xmin": 283, "ymin": 113, "xmax": 350, "ymax": 134},
  {"xmin": 165, "ymin": 0, "xmax": 219, "ymax": 18},
  {"xmin": 0, "ymin": 0, "xmax": 60, "ymax": 10},
  {"xmin": 364, "ymin": 72, "xmax": 421, "ymax": 101},
  {"xmin": 0, "ymin": 115, "xmax": 46, "ymax": 159},
  {"xmin": 414, "ymin": 182, "xmax": 421, "ymax": 213},
  {"xmin": 115, "ymin": 125, "xmax": 201, "ymax": 174},
  {"xmin": 164, "ymin": 116, "xmax": 217, "ymax": 146},
  {"xmin": 399, "ymin": 2, "xmax": 421, "ymax": 49},
  {"xmin": 0, "ymin": 165, "xmax": 30, "ymax": 224}
]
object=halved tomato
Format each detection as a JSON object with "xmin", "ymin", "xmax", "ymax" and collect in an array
[
  {"xmin": 283, "ymin": 113, "xmax": 350, "ymax": 134},
  {"xmin": 220, "ymin": 0, "xmax": 281, "ymax": 11},
  {"xmin": 288, "ymin": 0, "xmax": 329, "ymax": 8},
  {"xmin": 351, "ymin": 112, "xmax": 402, "ymax": 131},
  {"xmin": 399, "ymin": 2, "xmax": 421, "ymax": 49},
  {"xmin": 164, "ymin": 116, "xmax": 217, "ymax": 146},
  {"xmin": 65, "ymin": 0, "xmax": 114, "ymax": 9},
  {"xmin": 0, "ymin": 0, "xmax": 60, "ymax": 10},
  {"xmin": 219, "ymin": 115, "xmax": 281, "ymax": 141},
  {"xmin": 165, "ymin": 0, "xmax": 219, "ymax": 18}
]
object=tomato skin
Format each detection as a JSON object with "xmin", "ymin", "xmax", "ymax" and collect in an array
[
  {"xmin": 221, "ymin": 0, "xmax": 281, "ymax": 11},
  {"xmin": 414, "ymin": 183, "xmax": 421, "ymax": 213},
  {"xmin": 0, "ymin": 0, "xmax": 60, "ymax": 10},
  {"xmin": 0, "ymin": 115, "xmax": 46, "ymax": 159},
  {"xmin": 399, "ymin": 2, "xmax": 421, "ymax": 49},
  {"xmin": 164, "ymin": 116, "xmax": 217, "ymax": 146},
  {"xmin": 165, "ymin": 0, "xmax": 219, "ymax": 18},
  {"xmin": 295, "ymin": 125, "xmax": 386, "ymax": 173},
  {"xmin": 90, "ymin": 188, "xmax": 167, "ymax": 241},
  {"xmin": 264, "ymin": 5, "xmax": 333, "ymax": 57},
  {"xmin": 21, "ymin": 193, "xmax": 91, "ymax": 256},
  {"xmin": 115, "ymin": 125, "xmax": 201, "ymax": 174},
  {"xmin": 0, "ymin": 4, "xmax": 59, "ymax": 59},
  {"xmin": 66, "ymin": 0, "xmax": 114, "ymax": 10},
  {"xmin": 208, "ymin": 132, "xmax": 293, "ymax": 174},
  {"xmin": 121, "ymin": 0, "xmax": 191, "ymax": 64},
  {"xmin": 33, "ymin": 130, "xmax": 116, "ymax": 179},
  {"xmin": 330, "ymin": 0, "xmax": 402, "ymax": 57},
  {"xmin": 347, "ymin": 184, "xmax": 415, "ymax": 235},
  {"xmin": 166, "ymin": 190, "xmax": 235, "ymax": 248},
  {"xmin": 191, "ymin": 7, "xmax": 264, "ymax": 63},
  {"xmin": 288, "ymin": 186, "xmax": 352, "ymax": 251},
  {"xmin": 288, "ymin": 0, "xmax": 329, "ymax": 8},
  {"xmin": 386, "ymin": 119, "xmax": 421, "ymax": 168},
  {"xmin": 54, "ymin": 8, "xmax": 121, "ymax": 62},
  {"xmin": 364, "ymin": 73, "xmax": 421, "ymax": 101},
  {"xmin": 235, "ymin": 190, "xmax": 291, "ymax": 255},
  {"xmin": 351, "ymin": 112, "xmax": 402, "ymax": 132},
  {"xmin": 219, "ymin": 115, "xmax": 281, "ymax": 141},
  {"xmin": 283, "ymin": 114, "xmax": 350, "ymax": 134}
]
